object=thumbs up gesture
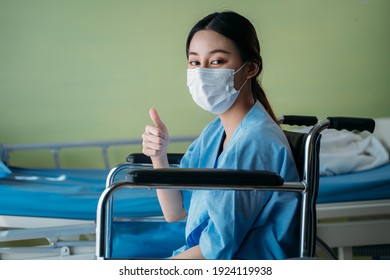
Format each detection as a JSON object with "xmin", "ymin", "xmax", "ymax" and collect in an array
[{"xmin": 142, "ymin": 108, "xmax": 169, "ymax": 160}]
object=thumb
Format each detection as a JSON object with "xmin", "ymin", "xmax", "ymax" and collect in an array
[{"xmin": 149, "ymin": 108, "xmax": 167, "ymax": 132}]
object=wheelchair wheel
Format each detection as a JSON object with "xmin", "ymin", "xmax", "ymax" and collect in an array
[{"xmin": 315, "ymin": 237, "xmax": 338, "ymax": 259}]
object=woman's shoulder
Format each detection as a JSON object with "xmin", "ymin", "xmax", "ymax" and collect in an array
[
  {"xmin": 235, "ymin": 125, "xmax": 288, "ymax": 158},
  {"xmin": 230, "ymin": 106, "xmax": 292, "ymax": 160},
  {"xmin": 239, "ymin": 110, "xmax": 286, "ymax": 146}
]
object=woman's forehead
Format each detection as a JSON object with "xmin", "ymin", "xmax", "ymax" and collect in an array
[{"xmin": 188, "ymin": 30, "xmax": 238, "ymax": 55}]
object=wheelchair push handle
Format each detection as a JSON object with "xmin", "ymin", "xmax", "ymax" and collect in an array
[
  {"xmin": 282, "ymin": 115, "xmax": 318, "ymax": 127},
  {"xmin": 327, "ymin": 117, "xmax": 375, "ymax": 133}
]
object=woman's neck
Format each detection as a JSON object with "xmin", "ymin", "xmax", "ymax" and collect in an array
[{"xmin": 219, "ymin": 92, "xmax": 255, "ymax": 148}]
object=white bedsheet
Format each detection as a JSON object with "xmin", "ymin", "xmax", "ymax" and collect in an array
[
  {"xmin": 319, "ymin": 129, "xmax": 389, "ymax": 176},
  {"xmin": 294, "ymin": 120, "xmax": 390, "ymax": 176}
]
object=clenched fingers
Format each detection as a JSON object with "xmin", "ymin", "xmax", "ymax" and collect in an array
[{"xmin": 142, "ymin": 125, "xmax": 169, "ymax": 157}]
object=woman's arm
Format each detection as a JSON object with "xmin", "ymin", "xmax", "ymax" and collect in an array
[
  {"xmin": 170, "ymin": 245, "xmax": 205, "ymax": 259},
  {"xmin": 156, "ymin": 189, "xmax": 187, "ymax": 223},
  {"xmin": 142, "ymin": 108, "xmax": 186, "ymax": 223}
]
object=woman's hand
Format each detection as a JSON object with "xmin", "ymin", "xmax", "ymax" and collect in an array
[
  {"xmin": 142, "ymin": 108, "xmax": 169, "ymax": 167},
  {"xmin": 142, "ymin": 108, "xmax": 186, "ymax": 222}
]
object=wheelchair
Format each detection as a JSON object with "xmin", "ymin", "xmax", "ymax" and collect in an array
[{"xmin": 95, "ymin": 116, "xmax": 375, "ymax": 259}]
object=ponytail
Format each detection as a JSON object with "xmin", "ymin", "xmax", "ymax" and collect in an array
[
  {"xmin": 250, "ymin": 53, "xmax": 278, "ymax": 124},
  {"xmin": 251, "ymin": 79, "xmax": 278, "ymax": 124}
]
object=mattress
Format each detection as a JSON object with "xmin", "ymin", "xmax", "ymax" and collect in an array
[
  {"xmin": 318, "ymin": 163, "xmax": 390, "ymax": 204},
  {"xmin": 2, "ymin": 164, "xmax": 390, "ymax": 219},
  {"xmin": 0, "ymin": 167, "xmax": 162, "ymax": 220}
]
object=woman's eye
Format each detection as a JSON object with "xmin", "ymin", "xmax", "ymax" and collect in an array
[
  {"xmin": 211, "ymin": 60, "xmax": 222, "ymax": 65},
  {"xmin": 188, "ymin": 60, "xmax": 200, "ymax": 66}
]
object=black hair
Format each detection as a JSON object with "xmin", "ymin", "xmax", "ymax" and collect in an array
[{"xmin": 186, "ymin": 11, "xmax": 278, "ymax": 123}]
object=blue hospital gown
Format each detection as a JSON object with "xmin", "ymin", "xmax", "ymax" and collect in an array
[{"xmin": 174, "ymin": 101, "xmax": 300, "ymax": 259}]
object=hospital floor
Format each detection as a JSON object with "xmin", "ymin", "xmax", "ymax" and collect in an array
[
  {"xmin": 1, "ymin": 235, "xmax": 390, "ymax": 260},
  {"xmin": 351, "ymin": 244, "xmax": 390, "ymax": 260}
]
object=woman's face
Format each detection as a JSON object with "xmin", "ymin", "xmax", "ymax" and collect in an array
[
  {"xmin": 188, "ymin": 30, "xmax": 243, "ymax": 70},
  {"xmin": 188, "ymin": 30, "xmax": 246, "ymax": 89}
]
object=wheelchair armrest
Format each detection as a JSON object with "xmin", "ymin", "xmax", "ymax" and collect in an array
[
  {"xmin": 126, "ymin": 153, "xmax": 184, "ymax": 165},
  {"xmin": 125, "ymin": 168, "xmax": 284, "ymax": 188}
]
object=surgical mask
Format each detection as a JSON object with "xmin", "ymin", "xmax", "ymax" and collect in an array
[{"xmin": 187, "ymin": 63, "xmax": 248, "ymax": 114}]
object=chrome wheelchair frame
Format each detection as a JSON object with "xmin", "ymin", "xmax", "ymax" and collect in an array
[{"xmin": 95, "ymin": 116, "xmax": 375, "ymax": 259}]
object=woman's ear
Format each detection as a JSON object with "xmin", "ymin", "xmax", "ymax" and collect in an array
[{"xmin": 245, "ymin": 61, "xmax": 260, "ymax": 80}]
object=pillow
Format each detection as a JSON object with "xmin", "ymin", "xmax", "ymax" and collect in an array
[
  {"xmin": 318, "ymin": 129, "xmax": 389, "ymax": 176},
  {"xmin": 293, "ymin": 126, "xmax": 389, "ymax": 176}
]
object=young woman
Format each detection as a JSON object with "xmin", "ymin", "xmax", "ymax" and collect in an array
[{"xmin": 142, "ymin": 11, "xmax": 300, "ymax": 259}]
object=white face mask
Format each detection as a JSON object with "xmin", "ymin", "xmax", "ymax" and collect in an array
[{"xmin": 187, "ymin": 63, "xmax": 248, "ymax": 114}]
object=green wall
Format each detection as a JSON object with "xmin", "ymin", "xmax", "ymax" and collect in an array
[{"xmin": 1, "ymin": 0, "xmax": 389, "ymax": 168}]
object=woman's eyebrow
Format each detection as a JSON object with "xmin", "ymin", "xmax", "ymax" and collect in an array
[
  {"xmin": 209, "ymin": 49, "xmax": 230, "ymax": 55},
  {"xmin": 188, "ymin": 49, "xmax": 231, "ymax": 56},
  {"xmin": 188, "ymin": 51, "xmax": 199, "ymax": 56}
]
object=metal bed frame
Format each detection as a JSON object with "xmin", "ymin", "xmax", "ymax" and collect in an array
[
  {"xmin": 317, "ymin": 199, "xmax": 390, "ymax": 259},
  {"xmin": 2, "ymin": 137, "xmax": 196, "ymax": 170}
]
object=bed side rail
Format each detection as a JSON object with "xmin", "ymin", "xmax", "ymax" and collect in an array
[{"xmin": 2, "ymin": 136, "xmax": 196, "ymax": 169}]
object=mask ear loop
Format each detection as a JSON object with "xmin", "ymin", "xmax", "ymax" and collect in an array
[
  {"xmin": 233, "ymin": 62, "xmax": 248, "ymax": 74},
  {"xmin": 234, "ymin": 62, "xmax": 249, "ymax": 93},
  {"xmin": 237, "ymin": 78, "xmax": 249, "ymax": 93}
]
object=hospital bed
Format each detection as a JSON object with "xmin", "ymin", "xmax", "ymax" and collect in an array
[
  {"xmin": 1, "ymin": 118, "xmax": 389, "ymax": 260},
  {"xmin": 0, "ymin": 137, "xmax": 194, "ymax": 259},
  {"xmin": 96, "ymin": 116, "xmax": 386, "ymax": 260},
  {"xmin": 317, "ymin": 174, "xmax": 390, "ymax": 259},
  {"xmin": 316, "ymin": 146, "xmax": 390, "ymax": 258}
]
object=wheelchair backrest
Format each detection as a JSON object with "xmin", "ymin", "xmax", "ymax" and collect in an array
[{"xmin": 283, "ymin": 131, "xmax": 308, "ymax": 181}]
